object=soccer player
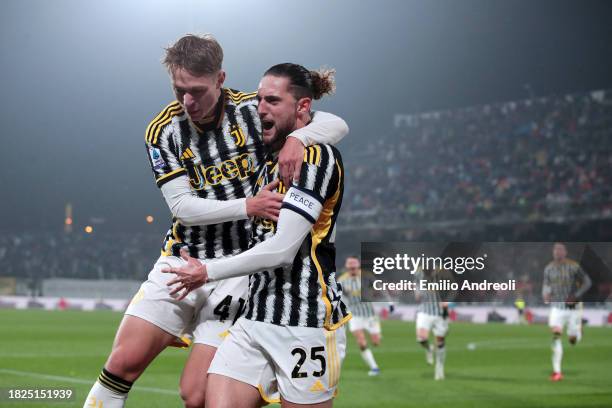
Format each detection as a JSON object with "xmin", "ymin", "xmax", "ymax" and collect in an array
[
  {"xmin": 163, "ymin": 63, "xmax": 351, "ymax": 408},
  {"xmin": 515, "ymin": 297, "xmax": 527, "ymax": 324},
  {"xmin": 339, "ymin": 256, "xmax": 381, "ymax": 376},
  {"xmin": 83, "ymin": 35, "xmax": 348, "ymax": 408},
  {"xmin": 414, "ymin": 267, "xmax": 452, "ymax": 380},
  {"xmin": 543, "ymin": 243, "xmax": 592, "ymax": 382}
]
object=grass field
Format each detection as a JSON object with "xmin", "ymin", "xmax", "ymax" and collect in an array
[{"xmin": 1, "ymin": 309, "xmax": 611, "ymax": 408}]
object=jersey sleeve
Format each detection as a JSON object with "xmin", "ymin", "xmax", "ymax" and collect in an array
[
  {"xmin": 281, "ymin": 144, "xmax": 341, "ymax": 224},
  {"xmin": 542, "ymin": 264, "xmax": 552, "ymax": 297},
  {"xmin": 144, "ymin": 103, "xmax": 187, "ymax": 188},
  {"xmin": 289, "ymin": 111, "xmax": 349, "ymax": 146},
  {"xmin": 413, "ymin": 268, "xmax": 424, "ymax": 296},
  {"xmin": 572, "ymin": 263, "xmax": 592, "ymax": 299}
]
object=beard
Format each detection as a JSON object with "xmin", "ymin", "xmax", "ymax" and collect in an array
[{"xmin": 264, "ymin": 117, "xmax": 296, "ymax": 152}]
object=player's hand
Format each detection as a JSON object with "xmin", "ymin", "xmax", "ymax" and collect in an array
[
  {"xmin": 246, "ymin": 179, "xmax": 283, "ymax": 222},
  {"xmin": 565, "ymin": 294, "xmax": 577, "ymax": 307},
  {"xmin": 441, "ymin": 302, "xmax": 449, "ymax": 319},
  {"xmin": 161, "ymin": 251, "xmax": 208, "ymax": 300},
  {"xmin": 543, "ymin": 294, "xmax": 551, "ymax": 304},
  {"xmin": 278, "ymin": 136, "xmax": 305, "ymax": 187}
]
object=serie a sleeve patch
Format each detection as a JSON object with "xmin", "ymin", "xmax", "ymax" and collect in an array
[{"xmin": 281, "ymin": 187, "xmax": 323, "ymax": 224}]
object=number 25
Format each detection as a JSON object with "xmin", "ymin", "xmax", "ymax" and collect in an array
[{"xmin": 291, "ymin": 346, "xmax": 326, "ymax": 378}]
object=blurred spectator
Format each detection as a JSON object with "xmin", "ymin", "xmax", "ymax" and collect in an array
[
  {"xmin": 0, "ymin": 231, "xmax": 160, "ymax": 281},
  {"xmin": 341, "ymin": 89, "xmax": 612, "ymax": 226}
]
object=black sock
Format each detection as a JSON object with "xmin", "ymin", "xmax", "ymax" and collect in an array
[
  {"xmin": 98, "ymin": 368, "xmax": 133, "ymax": 394},
  {"xmin": 419, "ymin": 339, "xmax": 430, "ymax": 350}
]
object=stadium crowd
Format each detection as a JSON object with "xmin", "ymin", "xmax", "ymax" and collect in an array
[
  {"xmin": 341, "ymin": 89, "xmax": 612, "ymax": 226},
  {"xmin": 0, "ymin": 231, "xmax": 160, "ymax": 281},
  {"xmin": 3, "ymin": 89, "xmax": 612, "ymax": 300}
]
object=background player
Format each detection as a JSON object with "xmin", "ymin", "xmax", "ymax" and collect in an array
[
  {"xmin": 83, "ymin": 35, "xmax": 349, "ymax": 408},
  {"xmin": 515, "ymin": 297, "xmax": 527, "ymax": 324},
  {"xmin": 542, "ymin": 242, "xmax": 592, "ymax": 381},
  {"xmin": 339, "ymin": 256, "xmax": 381, "ymax": 376},
  {"xmin": 414, "ymin": 267, "xmax": 453, "ymax": 380},
  {"xmin": 164, "ymin": 62, "xmax": 350, "ymax": 408}
]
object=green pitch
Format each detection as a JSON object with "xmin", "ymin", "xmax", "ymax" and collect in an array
[{"xmin": 1, "ymin": 309, "xmax": 611, "ymax": 408}]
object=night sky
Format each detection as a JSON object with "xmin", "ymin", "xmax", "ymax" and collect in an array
[{"xmin": 1, "ymin": 0, "xmax": 611, "ymax": 232}]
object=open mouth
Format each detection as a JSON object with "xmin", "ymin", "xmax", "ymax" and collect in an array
[{"xmin": 262, "ymin": 120, "xmax": 274, "ymax": 131}]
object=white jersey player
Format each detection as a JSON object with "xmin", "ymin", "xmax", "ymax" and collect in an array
[
  {"xmin": 414, "ymin": 267, "xmax": 452, "ymax": 380},
  {"xmin": 543, "ymin": 243, "xmax": 592, "ymax": 382},
  {"xmin": 164, "ymin": 63, "xmax": 351, "ymax": 407},
  {"xmin": 82, "ymin": 35, "xmax": 348, "ymax": 408},
  {"xmin": 339, "ymin": 256, "xmax": 382, "ymax": 376}
]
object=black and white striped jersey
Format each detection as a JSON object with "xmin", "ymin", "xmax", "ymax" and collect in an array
[
  {"xmin": 337, "ymin": 273, "xmax": 375, "ymax": 318},
  {"xmin": 245, "ymin": 144, "xmax": 351, "ymax": 330},
  {"xmin": 415, "ymin": 268, "xmax": 445, "ymax": 317},
  {"xmin": 145, "ymin": 89, "xmax": 266, "ymax": 260},
  {"xmin": 542, "ymin": 259, "xmax": 591, "ymax": 310}
]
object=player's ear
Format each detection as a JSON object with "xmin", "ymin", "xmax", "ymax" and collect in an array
[
  {"xmin": 216, "ymin": 70, "xmax": 226, "ymax": 89},
  {"xmin": 297, "ymin": 97, "xmax": 311, "ymax": 114}
]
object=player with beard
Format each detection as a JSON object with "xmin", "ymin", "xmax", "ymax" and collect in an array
[
  {"xmin": 543, "ymin": 243, "xmax": 592, "ymax": 381},
  {"xmin": 164, "ymin": 63, "xmax": 350, "ymax": 408},
  {"xmin": 83, "ymin": 34, "xmax": 348, "ymax": 408}
]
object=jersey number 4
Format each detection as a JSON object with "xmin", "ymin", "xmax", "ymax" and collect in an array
[
  {"xmin": 291, "ymin": 346, "xmax": 326, "ymax": 378},
  {"xmin": 213, "ymin": 295, "xmax": 246, "ymax": 324}
]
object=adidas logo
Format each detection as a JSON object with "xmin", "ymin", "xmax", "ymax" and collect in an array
[{"xmin": 309, "ymin": 380, "xmax": 326, "ymax": 392}]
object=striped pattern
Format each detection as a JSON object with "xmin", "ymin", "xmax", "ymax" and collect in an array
[
  {"xmin": 325, "ymin": 329, "xmax": 341, "ymax": 388},
  {"xmin": 155, "ymin": 168, "xmax": 186, "ymax": 188},
  {"xmin": 145, "ymin": 101, "xmax": 183, "ymax": 145},
  {"xmin": 543, "ymin": 259, "xmax": 590, "ymax": 310},
  {"xmin": 226, "ymin": 89, "xmax": 257, "ymax": 105},
  {"xmin": 97, "ymin": 369, "xmax": 132, "ymax": 394},
  {"xmin": 414, "ymin": 268, "xmax": 444, "ymax": 316},
  {"xmin": 145, "ymin": 88, "xmax": 266, "ymax": 261},
  {"xmin": 181, "ymin": 147, "xmax": 195, "ymax": 160},
  {"xmin": 246, "ymin": 144, "xmax": 351, "ymax": 329},
  {"xmin": 304, "ymin": 145, "xmax": 322, "ymax": 165},
  {"xmin": 338, "ymin": 273, "xmax": 375, "ymax": 318}
]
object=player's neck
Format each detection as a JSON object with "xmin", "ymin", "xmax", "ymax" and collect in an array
[{"xmin": 265, "ymin": 141, "xmax": 284, "ymax": 161}]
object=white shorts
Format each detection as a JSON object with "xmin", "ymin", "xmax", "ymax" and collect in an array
[
  {"xmin": 209, "ymin": 317, "xmax": 346, "ymax": 405},
  {"xmin": 125, "ymin": 255, "xmax": 248, "ymax": 347},
  {"xmin": 548, "ymin": 307, "xmax": 582, "ymax": 337},
  {"xmin": 416, "ymin": 312, "xmax": 449, "ymax": 338},
  {"xmin": 348, "ymin": 315, "xmax": 381, "ymax": 335},
  {"xmin": 189, "ymin": 276, "xmax": 249, "ymax": 347}
]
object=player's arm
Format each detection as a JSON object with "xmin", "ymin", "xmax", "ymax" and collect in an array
[
  {"xmin": 441, "ymin": 302, "xmax": 449, "ymax": 319},
  {"xmin": 413, "ymin": 268, "xmax": 422, "ymax": 302},
  {"xmin": 542, "ymin": 265, "xmax": 552, "ymax": 304},
  {"xmin": 146, "ymin": 122, "xmax": 282, "ymax": 226},
  {"xmin": 570, "ymin": 264, "xmax": 592, "ymax": 301},
  {"xmin": 163, "ymin": 145, "xmax": 339, "ymax": 298},
  {"xmin": 210, "ymin": 207, "xmax": 312, "ymax": 279},
  {"xmin": 161, "ymin": 177, "xmax": 282, "ymax": 226},
  {"xmin": 278, "ymin": 111, "xmax": 348, "ymax": 186},
  {"xmin": 441, "ymin": 268, "xmax": 458, "ymax": 303},
  {"xmin": 163, "ymin": 200, "xmax": 314, "ymax": 298},
  {"xmin": 289, "ymin": 111, "xmax": 349, "ymax": 146}
]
